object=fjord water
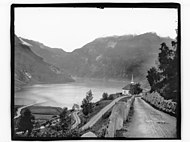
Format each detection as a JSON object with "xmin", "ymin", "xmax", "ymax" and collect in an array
[{"xmin": 15, "ymin": 78, "xmax": 128, "ymax": 109}]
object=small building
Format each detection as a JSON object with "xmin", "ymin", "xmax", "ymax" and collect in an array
[
  {"xmin": 72, "ymin": 104, "xmax": 80, "ymax": 111},
  {"xmin": 122, "ymin": 84, "xmax": 132, "ymax": 95},
  {"xmin": 122, "ymin": 74, "xmax": 135, "ymax": 95}
]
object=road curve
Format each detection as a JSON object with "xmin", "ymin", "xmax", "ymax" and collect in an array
[
  {"xmin": 71, "ymin": 111, "xmax": 81, "ymax": 129},
  {"xmin": 81, "ymin": 95, "xmax": 130, "ymax": 131},
  {"xmin": 14, "ymin": 101, "xmax": 45, "ymax": 119}
]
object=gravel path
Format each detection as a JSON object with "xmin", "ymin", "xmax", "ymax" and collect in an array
[{"xmin": 123, "ymin": 97, "xmax": 176, "ymax": 138}]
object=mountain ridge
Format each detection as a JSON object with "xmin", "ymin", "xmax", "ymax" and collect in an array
[
  {"xmin": 18, "ymin": 32, "xmax": 173, "ymax": 82},
  {"xmin": 14, "ymin": 35, "xmax": 74, "ymax": 91}
]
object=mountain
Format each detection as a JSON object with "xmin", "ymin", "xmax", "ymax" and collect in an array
[
  {"xmin": 19, "ymin": 38, "xmax": 69, "ymax": 70},
  {"xmin": 14, "ymin": 35, "xmax": 74, "ymax": 91},
  {"xmin": 61, "ymin": 33, "xmax": 173, "ymax": 81},
  {"xmin": 19, "ymin": 33, "xmax": 173, "ymax": 82}
]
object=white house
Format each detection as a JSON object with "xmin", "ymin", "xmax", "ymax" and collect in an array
[{"xmin": 122, "ymin": 84, "xmax": 131, "ymax": 95}]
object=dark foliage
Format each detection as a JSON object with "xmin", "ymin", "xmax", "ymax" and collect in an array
[
  {"xmin": 107, "ymin": 94, "xmax": 114, "ymax": 100},
  {"xmin": 146, "ymin": 34, "xmax": 179, "ymax": 101},
  {"xmin": 129, "ymin": 83, "xmax": 143, "ymax": 95},
  {"xmin": 59, "ymin": 107, "xmax": 71, "ymax": 132},
  {"xmin": 102, "ymin": 110, "xmax": 111, "ymax": 119},
  {"xmin": 102, "ymin": 92, "xmax": 108, "ymax": 100},
  {"xmin": 81, "ymin": 90, "xmax": 93, "ymax": 116},
  {"xmin": 17, "ymin": 109, "xmax": 35, "ymax": 136},
  {"xmin": 147, "ymin": 67, "xmax": 161, "ymax": 92}
]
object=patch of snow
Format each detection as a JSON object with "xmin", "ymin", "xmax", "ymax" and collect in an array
[
  {"xmin": 25, "ymin": 72, "xmax": 32, "ymax": 79},
  {"xmin": 50, "ymin": 65, "xmax": 61, "ymax": 74},
  {"xmin": 40, "ymin": 126, "xmax": 45, "ymax": 129},
  {"xmin": 106, "ymin": 41, "xmax": 117, "ymax": 48},
  {"xmin": 19, "ymin": 38, "xmax": 32, "ymax": 47},
  {"xmin": 96, "ymin": 54, "xmax": 103, "ymax": 62}
]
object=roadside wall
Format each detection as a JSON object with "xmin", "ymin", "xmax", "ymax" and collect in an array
[
  {"xmin": 142, "ymin": 92, "xmax": 177, "ymax": 115},
  {"xmin": 105, "ymin": 96, "xmax": 135, "ymax": 137}
]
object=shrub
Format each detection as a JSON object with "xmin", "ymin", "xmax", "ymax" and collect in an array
[{"xmin": 102, "ymin": 111, "xmax": 111, "ymax": 119}]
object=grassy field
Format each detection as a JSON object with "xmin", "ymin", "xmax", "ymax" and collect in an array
[
  {"xmin": 88, "ymin": 100, "xmax": 112, "ymax": 121},
  {"xmin": 15, "ymin": 105, "xmax": 63, "ymax": 120},
  {"xmin": 90, "ymin": 108, "xmax": 112, "ymax": 137},
  {"xmin": 32, "ymin": 114, "xmax": 55, "ymax": 120},
  {"xmin": 27, "ymin": 106, "xmax": 62, "ymax": 115},
  {"xmin": 89, "ymin": 96, "xmax": 132, "ymax": 137},
  {"xmin": 78, "ymin": 99, "xmax": 113, "ymax": 137}
]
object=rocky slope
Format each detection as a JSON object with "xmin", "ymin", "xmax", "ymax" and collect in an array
[
  {"xmin": 14, "ymin": 35, "xmax": 74, "ymax": 91},
  {"xmin": 19, "ymin": 33, "xmax": 173, "ymax": 82},
  {"xmin": 20, "ymin": 37, "xmax": 68, "ymax": 70}
]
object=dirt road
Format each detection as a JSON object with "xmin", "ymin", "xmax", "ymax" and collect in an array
[
  {"xmin": 71, "ymin": 111, "xmax": 81, "ymax": 129},
  {"xmin": 123, "ymin": 97, "xmax": 176, "ymax": 138}
]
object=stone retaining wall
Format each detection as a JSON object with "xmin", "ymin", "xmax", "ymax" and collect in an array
[{"xmin": 105, "ymin": 96, "xmax": 135, "ymax": 137}]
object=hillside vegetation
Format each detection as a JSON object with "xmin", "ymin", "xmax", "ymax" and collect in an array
[
  {"xmin": 14, "ymin": 35, "xmax": 74, "ymax": 90},
  {"xmin": 20, "ymin": 33, "xmax": 172, "ymax": 81}
]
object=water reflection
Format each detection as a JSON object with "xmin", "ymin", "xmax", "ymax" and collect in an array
[{"xmin": 15, "ymin": 78, "xmax": 129, "ymax": 109}]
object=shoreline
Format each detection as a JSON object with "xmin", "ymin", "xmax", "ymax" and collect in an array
[
  {"xmin": 14, "ymin": 77, "xmax": 128, "ymax": 113},
  {"xmin": 14, "ymin": 102, "xmax": 43, "ymax": 119},
  {"xmin": 72, "ymin": 76, "xmax": 130, "ymax": 83},
  {"xmin": 14, "ymin": 104, "xmax": 63, "ymax": 120},
  {"xmin": 15, "ymin": 77, "xmax": 129, "ymax": 93}
]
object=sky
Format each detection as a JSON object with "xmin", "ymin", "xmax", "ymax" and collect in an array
[{"xmin": 15, "ymin": 8, "xmax": 177, "ymax": 52}]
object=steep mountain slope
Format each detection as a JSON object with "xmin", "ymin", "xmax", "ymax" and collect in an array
[
  {"xmin": 20, "ymin": 38, "xmax": 68, "ymax": 70},
  {"xmin": 60, "ymin": 33, "xmax": 173, "ymax": 81},
  {"xmin": 19, "ymin": 33, "xmax": 173, "ymax": 82},
  {"xmin": 14, "ymin": 35, "xmax": 74, "ymax": 91}
]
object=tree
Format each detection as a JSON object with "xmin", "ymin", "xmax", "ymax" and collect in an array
[
  {"xmin": 146, "ymin": 35, "xmax": 179, "ymax": 101},
  {"xmin": 134, "ymin": 83, "xmax": 143, "ymax": 94},
  {"xmin": 59, "ymin": 107, "xmax": 71, "ymax": 132},
  {"xmin": 17, "ymin": 108, "xmax": 35, "ymax": 136},
  {"xmin": 102, "ymin": 92, "xmax": 108, "ymax": 100},
  {"xmin": 86, "ymin": 90, "xmax": 93, "ymax": 102},
  {"xmin": 81, "ymin": 90, "xmax": 93, "ymax": 116},
  {"xmin": 146, "ymin": 67, "xmax": 161, "ymax": 92},
  {"xmin": 108, "ymin": 94, "xmax": 114, "ymax": 100},
  {"xmin": 129, "ymin": 83, "xmax": 143, "ymax": 95}
]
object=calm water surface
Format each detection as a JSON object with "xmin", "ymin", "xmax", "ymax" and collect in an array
[{"xmin": 15, "ymin": 78, "xmax": 129, "ymax": 109}]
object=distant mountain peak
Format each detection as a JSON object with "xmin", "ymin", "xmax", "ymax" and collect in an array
[{"xmin": 15, "ymin": 33, "xmax": 173, "ymax": 82}]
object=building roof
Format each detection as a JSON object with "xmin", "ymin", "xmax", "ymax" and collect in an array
[
  {"xmin": 123, "ymin": 74, "xmax": 135, "ymax": 90},
  {"xmin": 122, "ymin": 84, "xmax": 132, "ymax": 90}
]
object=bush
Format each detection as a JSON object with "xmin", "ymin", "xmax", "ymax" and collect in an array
[
  {"xmin": 142, "ymin": 92, "xmax": 177, "ymax": 115},
  {"xmin": 108, "ymin": 94, "xmax": 114, "ymax": 100},
  {"xmin": 17, "ymin": 109, "xmax": 35, "ymax": 136},
  {"xmin": 102, "ymin": 111, "xmax": 111, "ymax": 119},
  {"xmin": 102, "ymin": 92, "xmax": 108, "ymax": 100}
]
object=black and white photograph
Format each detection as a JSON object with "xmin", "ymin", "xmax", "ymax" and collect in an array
[{"xmin": 11, "ymin": 3, "xmax": 181, "ymax": 140}]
